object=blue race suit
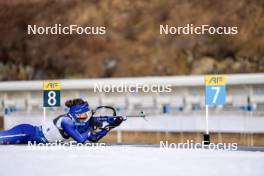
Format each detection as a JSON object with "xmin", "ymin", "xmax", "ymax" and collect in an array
[
  {"xmin": 0, "ymin": 124, "xmax": 46, "ymax": 144},
  {"xmin": 0, "ymin": 114, "xmax": 109, "ymax": 144}
]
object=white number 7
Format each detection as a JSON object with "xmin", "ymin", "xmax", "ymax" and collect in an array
[{"xmin": 211, "ymin": 86, "xmax": 220, "ymax": 104}]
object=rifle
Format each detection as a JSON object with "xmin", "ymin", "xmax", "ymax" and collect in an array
[{"xmin": 89, "ymin": 106, "xmax": 146, "ymax": 128}]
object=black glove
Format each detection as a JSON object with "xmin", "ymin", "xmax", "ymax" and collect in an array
[
  {"xmin": 105, "ymin": 117, "xmax": 123, "ymax": 130},
  {"xmin": 89, "ymin": 117, "xmax": 103, "ymax": 130}
]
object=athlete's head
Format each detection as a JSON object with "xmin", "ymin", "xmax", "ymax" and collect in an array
[{"xmin": 65, "ymin": 98, "xmax": 91, "ymax": 122}]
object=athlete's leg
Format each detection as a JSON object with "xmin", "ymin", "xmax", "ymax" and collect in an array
[{"xmin": 0, "ymin": 124, "xmax": 37, "ymax": 144}]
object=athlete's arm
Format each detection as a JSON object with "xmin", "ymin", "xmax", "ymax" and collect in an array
[
  {"xmin": 87, "ymin": 117, "xmax": 123, "ymax": 142},
  {"xmin": 87, "ymin": 128, "xmax": 108, "ymax": 142},
  {"xmin": 61, "ymin": 118, "xmax": 87, "ymax": 143}
]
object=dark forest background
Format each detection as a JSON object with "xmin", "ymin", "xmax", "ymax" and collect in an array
[{"xmin": 0, "ymin": 0, "xmax": 263, "ymax": 80}]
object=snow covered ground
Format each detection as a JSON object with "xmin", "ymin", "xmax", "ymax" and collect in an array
[{"xmin": 0, "ymin": 144, "xmax": 263, "ymax": 176}]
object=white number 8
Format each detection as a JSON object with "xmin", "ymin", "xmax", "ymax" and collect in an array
[{"xmin": 48, "ymin": 91, "xmax": 56, "ymax": 106}]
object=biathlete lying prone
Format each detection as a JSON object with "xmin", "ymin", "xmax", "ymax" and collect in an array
[{"xmin": 0, "ymin": 98, "xmax": 125, "ymax": 144}]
